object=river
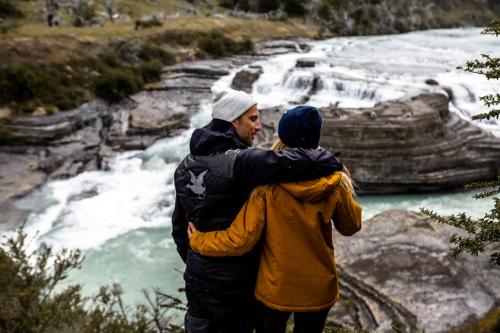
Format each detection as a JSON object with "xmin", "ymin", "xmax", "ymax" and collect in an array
[{"xmin": 3, "ymin": 28, "xmax": 499, "ymax": 315}]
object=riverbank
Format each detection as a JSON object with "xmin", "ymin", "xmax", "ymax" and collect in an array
[{"xmin": 0, "ymin": 16, "xmax": 321, "ymax": 117}]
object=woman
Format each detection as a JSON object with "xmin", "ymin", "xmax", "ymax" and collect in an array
[{"xmin": 188, "ymin": 105, "xmax": 362, "ymax": 333}]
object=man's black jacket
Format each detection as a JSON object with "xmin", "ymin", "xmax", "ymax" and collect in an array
[{"xmin": 172, "ymin": 119, "xmax": 343, "ymax": 292}]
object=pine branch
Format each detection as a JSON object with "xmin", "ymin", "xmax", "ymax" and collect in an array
[
  {"xmin": 471, "ymin": 109, "xmax": 500, "ymax": 120},
  {"xmin": 419, "ymin": 208, "xmax": 477, "ymax": 234},
  {"xmin": 482, "ymin": 19, "xmax": 500, "ymax": 36},
  {"xmin": 479, "ymin": 93, "xmax": 500, "ymax": 108},
  {"xmin": 464, "ymin": 177, "xmax": 500, "ymax": 199},
  {"xmin": 459, "ymin": 54, "xmax": 500, "ymax": 80}
]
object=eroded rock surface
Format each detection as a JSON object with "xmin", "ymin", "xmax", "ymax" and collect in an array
[
  {"xmin": 329, "ymin": 210, "xmax": 500, "ymax": 333},
  {"xmin": 231, "ymin": 65, "xmax": 263, "ymax": 93},
  {"xmin": 320, "ymin": 91, "xmax": 500, "ymax": 193},
  {"xmin": 0, "ymin": 40, "xmax": 306, "ymax": 229},
  {"xmin": 255, "ymin": 91, "xmax": 500, "ymax": 193}
]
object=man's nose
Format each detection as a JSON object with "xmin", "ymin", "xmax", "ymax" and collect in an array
[{"xmin": 255, "ymin": 119, "xmax": 262, "ymax": 132}]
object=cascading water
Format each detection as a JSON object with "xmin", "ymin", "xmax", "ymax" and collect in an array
[{"xmin": 3, "ymin": 28, "xmax": 499, "ymax": 310}]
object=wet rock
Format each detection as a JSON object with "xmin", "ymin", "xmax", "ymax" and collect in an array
[
  {"xmin": 425, "ymin": 78, "xmax": 439, "ymax": 85},
  {"xmin": 296, "ymin": 57, "xmax": 321, "ymax": 68},
  {"xmin": 231, "ymin": 65, "xmax": 263, "ymax": 93},
  {"xmin": 68, "ymin": 187, "xmax": 99, "ymax": 202},
  {"xmin": 163, "ymin": 60, "xmax": 231, "ymax": 77},
  {"xmin": 0, "ymin": 152, "xmax": 46, "ymax": 204},
  {"xmin": 107, "ymin": 90, "xmax": 201, "ymax": 150},
  {"xmin": 330, "ymin": 210, "xmax": 500, "ymax": 333},
  {"xmin": 0, "ymin": 100, "xmax": 106, "ymax": 145},
  {"xmin": 0, "ymin": 38, "xmax": 313, "ymax": 227},
  {"xmin": 319, "ymin": 91, "xmax": 500, "ymax": 193}
]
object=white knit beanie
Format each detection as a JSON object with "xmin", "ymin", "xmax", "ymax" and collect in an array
[{"xmin": 211, "ymin": 87, "xmax": 257, "ymax": 122}]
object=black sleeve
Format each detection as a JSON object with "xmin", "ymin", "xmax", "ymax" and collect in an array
[
  {"xmin": 171, "ymin": 196, "xmax": 188, "ymax": 263},
  {"xmin": 233, "ymin": 148, "xmax": 343, "ymax": 189}
]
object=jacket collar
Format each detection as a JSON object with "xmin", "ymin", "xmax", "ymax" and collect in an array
[{"xmin": 189, "ymin": 119, "xmax": 248, "ymax": 155}]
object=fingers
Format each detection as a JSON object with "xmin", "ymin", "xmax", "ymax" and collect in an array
[{"xmin": 187, "ymin": 222, "xmax": 196, "ymax": 239}]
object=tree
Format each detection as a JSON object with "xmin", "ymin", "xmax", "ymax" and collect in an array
[
  {"xmin": 0, "ymin": 225, "xmax": 185, "ymax": 332},
  {"xmin": 420, "ymin": 19, "xmax": 500, "ymax": 266}
]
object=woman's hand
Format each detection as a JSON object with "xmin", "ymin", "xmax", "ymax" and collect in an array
[{"xmin": 187, "ymin": 222, "xmax": 198, "ymax": 239}]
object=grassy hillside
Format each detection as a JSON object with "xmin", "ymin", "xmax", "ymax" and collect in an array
[
  {"xmin": 0, "ymin": 1, "xmax": 321, "ymax": 117},
  {"xmin": 0, "ymin": 0, "xmax": 498, "ymax": 117}
]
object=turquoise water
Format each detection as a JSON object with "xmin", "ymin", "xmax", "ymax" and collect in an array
[{"xmin": 2, "ymin": 28, "xmax": 498, "ymax": 315}]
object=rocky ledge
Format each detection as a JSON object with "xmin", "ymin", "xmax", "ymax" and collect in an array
[
  {"xmin": 256, "ymin": 91, "xmax": 500, "ymax": 194},
  {"xmin": 328, "ymin": 210, "xmax": 500, "ymax": 333},
  {"xmin": 0, "ymin": 40, "xmax": 309, "ymax": 229}
]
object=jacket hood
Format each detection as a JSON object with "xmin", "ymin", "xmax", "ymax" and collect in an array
[
  {"xmin": 278, "ymin": 172, "xmax": 342, "ymax": 202},
  {"xmin": 190, "ymin": 119, "xmax": 248, "ymax": 155}
]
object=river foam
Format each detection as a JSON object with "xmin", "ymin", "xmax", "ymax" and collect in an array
[{"xmin": 3, "ymin": 28, "xmax": 499, "ymax": 306}]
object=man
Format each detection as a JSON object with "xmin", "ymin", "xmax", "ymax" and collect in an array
[{"xmin": 172, "ymin": 87, "xmax": 343, "ymax": 333}]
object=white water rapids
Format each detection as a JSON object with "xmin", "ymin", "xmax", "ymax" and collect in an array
[{"xmin": 3, "ymin": 28, "xmax": 499, "ymax": 308}]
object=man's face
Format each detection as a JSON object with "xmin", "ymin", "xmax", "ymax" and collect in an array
[{"xmin": 233, "ymin": 105, "xmax": 261, "ymax": 146}]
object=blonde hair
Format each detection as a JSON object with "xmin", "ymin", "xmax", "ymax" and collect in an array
[{"xmin": 251, "ymin": 138, "xmax": 356, "ymax": 199}]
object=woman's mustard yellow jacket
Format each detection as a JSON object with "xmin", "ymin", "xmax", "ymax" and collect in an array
[{"xmin": 190, "ymin": 171, "xmax": 362, "ymax": 312}]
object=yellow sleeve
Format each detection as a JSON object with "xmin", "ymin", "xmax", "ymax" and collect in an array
[
  {"xmin": 332, "ymin": 186, "xmax": 362, "ymax": 236},
  {"xmin": 189, "ymin": 190, "xmax": 266, "ymax": 257}
]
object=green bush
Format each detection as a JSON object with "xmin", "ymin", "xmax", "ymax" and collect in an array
[
  {"xmin": 0, "ymin": 0, "xmax": 23, "ymax": 19},
  {"xmin": 0, "ymin": 65, "xmax": 38, "ymax": 103},
  {"xmin": 135, "ymin": 17, "xmax": 162, "ymax": 30},
  {"xmin": 283, "ymin": 0, "xmax": 307, "ymax": 16},
  {"xmin": 0, "ymin": 226, "xmax": 185, "ymax": 333},
  {"xmin": 139, "ymin": 43, "xmax": 176, "ymax": 65},
  {"xmin": 198, "ymin": 32, "xmax": 254, "ymax": 58},
  {"xmin": 72, "ymin": 1, "xmax": 98, "ymax": 27},
  {"xmin": 140, "ymin": 59, "xmax": 163, "ymax": 83},
  {"xmin": 94, "ymin": 68, "xmax": 144, "ymax": 102},
  {"xmin": 99, "ymin": 48, "xmax": 126, "ymax": 68},
  {"xmin": 256, "ymin": 0, "xmax": 280, "ymax": 12}
]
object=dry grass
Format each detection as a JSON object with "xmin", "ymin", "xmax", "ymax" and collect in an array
[{"xmin": 0, "ymin": 17, "xmax": 319, "ymax": 65}]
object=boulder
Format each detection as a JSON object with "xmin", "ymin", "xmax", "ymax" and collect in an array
[
  {"xmin": 0, "ymin": 101, "xmax": 104, "ymax": 145},
  {"xmin": 231, "ymin": 65, "xmax": 263, "ymax": 93},
  {"xmin": 330, "ymin": 210, "xmax": 500, "ymax": 333},
  {"xmin": 256, "ymin": 92, "xmax": 500, "ymax": 193},
  {"xmin": 319, "ymin": 92, "xmax": 500, "ymax": 193},
  {"xmin": 296, "ymin": 57, "xmax": 322, "ymax": 68}
]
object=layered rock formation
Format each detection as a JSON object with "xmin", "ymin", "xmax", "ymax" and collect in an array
[
  {"xmin": 328, "ymin": 210, "xmax": 500, "ymax": 333},
  {"xmin": 256, "ymin": 91, "xmax": 500, "ymax": 193},
  {"xmin": 320, "ymin": 92, "xmax": 500, "ymax": 193},
  {"xmin": 0, "ymin": 40, "xmax": 304, "ymax": 229}
]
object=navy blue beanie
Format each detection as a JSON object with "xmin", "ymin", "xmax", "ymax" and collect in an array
[{"xmin": 278, "ymin": 106, "xmax": 322, "ymax": 149}]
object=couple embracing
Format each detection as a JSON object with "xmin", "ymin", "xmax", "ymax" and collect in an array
[{"xmin": 172, "ymin": 87, "xmax": 362, "ymax": 333}]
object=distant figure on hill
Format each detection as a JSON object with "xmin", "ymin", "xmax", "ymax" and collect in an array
[{"xmin": 46, "ymin": 0, "xmax": 60, "ymax": 27}]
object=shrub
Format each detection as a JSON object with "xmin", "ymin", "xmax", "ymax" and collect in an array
[
  {"xmin": 198, "ymin": 32, "xmax": 254, "ymax": 58},
  {"xmin": 0, "ymin": 225, "xmax": 185, "ymax": 333},
  {"xmin": 72, "ymin": 1, "xmax": 98, "ymax": 27},
  {"xmin": 94, "ymin": 68, "xmax": 144, "ymax": 102},
  {"xmin": 256, "ymin": 0, "xmax": 280, "ymax": 13},
  {"xmin": 139, "ymin": 43, "xmax": 176, "ymax": 65},
  {"xmin": 283, "ymin": 0, "xmax": 307, "ymax": 16},
  {"xmin": 134, "ymin": 17, "xmax": 162, "ymax": 30},
  {"xmin": 0, "ymin": 0, "xmax": 23, "ymax": 19},
  {"xmin": 99, "ymin": 48, "xmax": 126, "ymax": 68},
  {"xmin": 140, "ymin": 59, "xmax": 163, "ymax": 83},
  {"xmin": 0, "ymin": 65, "xmax": 38, "ymax": 103}
]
